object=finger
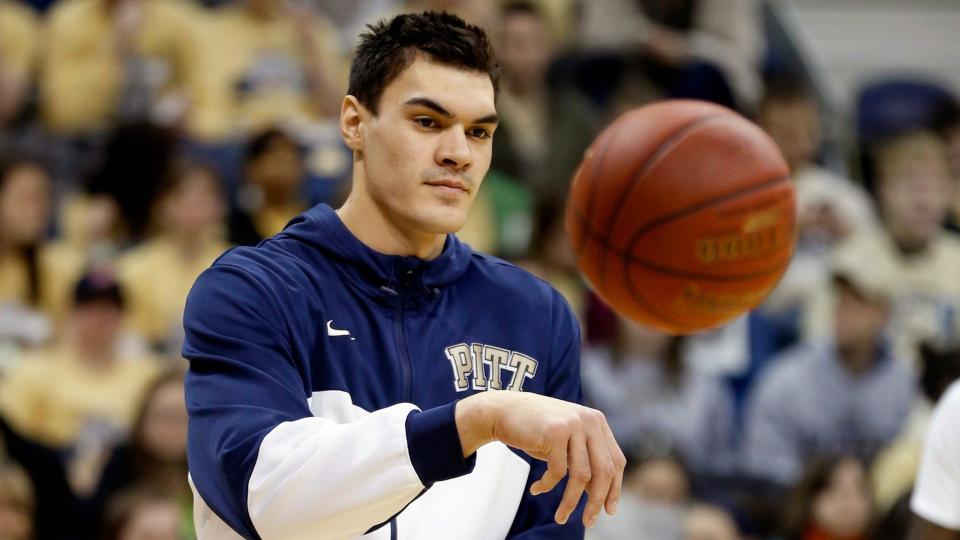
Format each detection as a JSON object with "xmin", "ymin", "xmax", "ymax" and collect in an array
[
  {"xmin": 600, "ymin": 422, "xmax": 625, "ymax": 515},
  {"xmin": 530, "ymin": 438, "xmax": 567, "ymax": 496},
  {"xmin": 555, "ymin": 432, "xmax": 590, "ymax": 525},
  {"xmin": 582, "ymin": 424, "xmax": 614, "ymax": 528}
]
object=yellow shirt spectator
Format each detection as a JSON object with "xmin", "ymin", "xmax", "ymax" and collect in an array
[
  {"xmin": 118, "ymin": 237, "xmax": 229, "ymax": 345},
  {"xmin": 0, "ymin": 346, "xmax": 159, "ymax": 447},
  {"xmin": 40, "ymin": 0, "xmax": 203, "ymax": 134},
  {"xmin": 191, "ymin": 1, "xmax": 342, "ymax": 140},
  {"xmin": 0, "ymin": 0, "xmax": 38, "ymax": 123}
]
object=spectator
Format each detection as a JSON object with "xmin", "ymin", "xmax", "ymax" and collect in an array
[
  {"xmin": 582, "ymin": 317, "xmax": 736, "ymax": 476},
  {"xmin": 577, "ymin": 0, "xmax": 762, "ymax": 110},
  {"xmin": 491, "ymin": 0, "xmax": 598, "ymax": 193},
  {"xmin": 683, "ymin": 503, "xmax": 743, "ymax": 540},
  {"xmin": 118, "ymin": 162, "xmax": 230, "ymax": 351},
  {"xmin": 805, "ymin": 130, "xmax": 960, "ymax": 364},
  {"xmin": 588, "ymin": 453, "xmax": 691, "ymax": 540},
  {"xmin": 190, "ymin": 0, "xmax": 343, "ymax": 141},
  {"xmin": 230, "ymin": 128, "xmax": 309, "ymax": 245},
  {"xmin": 780, "ymin": 457, "xmax": 874, "ymax": 540},
  {"xmin": 758, "ymin": 77, "xmax": 875, "ymax": 315},
  {"xmin": 40, "ymin": 0, "xmax": 202, "ymax": 136},
  {"xmin": 0, "ymin": 156, "xmax": 62, "ymax": 346},
  {"xmin": 90, "ymin": 371, "xmax": 189, "ymax": 536},
  {"xmin": 83, "ymin": 122, "xmax": 178, "ymax": 243},
  {"xmin": 516, "ymin": 194, "xmax": 586, "ymax": 317},
  {"xmin": 0, "ymin": 270, "xmax": 159, "ymax": 494},
  {"xmin": 741, "ymin": 252, "xmax": 915, "ymax": 487},
  {"xmin": 0, "ymin": 0, "xmax": 38, "ymax": 128},
  {"xmin": 101, "ymin": 487, "xmax": 184, "ymax": 540},
  {"xmin": 0, "ymin": 415, "xmax": 81, "ymax": 540},
  {"xmin": 0, "ymin": 458, "xmax": 33, "ymax": 540}
]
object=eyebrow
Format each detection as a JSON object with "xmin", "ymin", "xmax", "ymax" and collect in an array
[{"xmin": 404, "ymin": 97, "xmax": 499, "ymax": 125}]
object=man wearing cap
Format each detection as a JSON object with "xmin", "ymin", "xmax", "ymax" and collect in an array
[
  {"xmin": 739, "ymin": 254, "xmax": 916, "ymax": 487},
  {"xmin": 0, "ymin": 270, "xmax": 159, "ymax": 492}
]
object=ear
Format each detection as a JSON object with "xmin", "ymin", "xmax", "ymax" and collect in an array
[{"xmin": 340, "ymin": 95, "xmax": 366, "ymax": 152}]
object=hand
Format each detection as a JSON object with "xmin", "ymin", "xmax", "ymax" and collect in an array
[{"xmin": 456, "ymin": 391, "xmax": 626, "ymax": 528}]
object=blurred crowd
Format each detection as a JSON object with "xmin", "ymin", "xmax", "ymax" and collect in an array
[{"xmin": 0, "ymin": 0, "xmax": 959, "ymax": 538}]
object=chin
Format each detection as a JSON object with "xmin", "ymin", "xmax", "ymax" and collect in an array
[{"xmin": 416, "ymin": 205, "xmax": 470, "ymax": 235}]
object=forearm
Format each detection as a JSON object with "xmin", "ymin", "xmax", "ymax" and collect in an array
[{"xmin": 455, "ymin": 391, "xmax": 497, "ymax": 457}]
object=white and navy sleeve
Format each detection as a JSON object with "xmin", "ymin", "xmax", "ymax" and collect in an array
[{"xmin": 183, "ymin": 265, "xmax": 474, "ymax": 539}]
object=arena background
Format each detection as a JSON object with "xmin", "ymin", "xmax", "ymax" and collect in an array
[{"xmin": 0, "ymin": 0, "xmax": 959, "ymax": 538}]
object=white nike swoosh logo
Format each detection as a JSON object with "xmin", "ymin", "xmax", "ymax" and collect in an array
[{"xmin": 326, "ymin": 320, "xmax": 352, "ymax": 337}]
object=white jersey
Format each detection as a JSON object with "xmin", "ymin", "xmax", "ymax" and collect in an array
[{"xmin": 912, "ymin": 381, "xmax": 960, "ymax": 530}]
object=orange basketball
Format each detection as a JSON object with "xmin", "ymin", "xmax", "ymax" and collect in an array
[{"xmin": 565, "ymin": 100, "xmax": 796, "ymax": 334}]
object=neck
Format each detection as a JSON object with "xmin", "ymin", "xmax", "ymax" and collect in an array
[
  {"xmin": 337, "ymin": 189, "xmax": 444, "ymax": 260},
  {"xmin": 887, "ymin": 224, "xmax": 931, "ymax": 256},
  {"xmin": 165, "ymin": 229, "xmax": 209, "ymax": 259},
  {"xmin": 73, "ymin": 341, "xmax": 115, "ymax": 369}
]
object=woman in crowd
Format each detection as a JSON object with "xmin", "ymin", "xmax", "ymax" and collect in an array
[
  {"xmin": 90, "ymin": 370, "xmax": 190, "ymax": 535},
  {"xmin": 780, "ymin": 456, "xmax": 875, "ymax": 540}
]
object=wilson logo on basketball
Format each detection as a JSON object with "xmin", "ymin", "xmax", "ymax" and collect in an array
[{"xmin": 695, "ymin": 209, "xmax": 786, "ymax": 265}]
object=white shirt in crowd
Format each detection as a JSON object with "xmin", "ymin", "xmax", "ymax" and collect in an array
[{"xmin": 912, "ymin": 380, "xmax": 960, "ymax": 530}]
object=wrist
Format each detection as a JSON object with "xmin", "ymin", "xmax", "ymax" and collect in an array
[{"xmin": 455, "ymin": 392, "xmax": 497, "ymax": 457}]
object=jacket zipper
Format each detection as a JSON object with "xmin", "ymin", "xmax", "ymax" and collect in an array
[{"xmin": 395, "ymin": 271, "xmax": 414, "ymax": 403}]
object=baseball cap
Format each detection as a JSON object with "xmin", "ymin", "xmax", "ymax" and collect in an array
[
  {"xmin": 73, "ymin": 268, "xmax": 125, "ymax": 309},
  {"xmin": 829, "ymin": 243, "xmax": 896, "ymax": 304}
]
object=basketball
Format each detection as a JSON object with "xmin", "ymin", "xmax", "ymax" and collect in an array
[{"xmin": 565, "ymin": 100, "xmax": 796, "ymax": 334}]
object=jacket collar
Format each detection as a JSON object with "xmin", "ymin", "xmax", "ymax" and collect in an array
[{"xmin": 276, "ymin": 204, "xmax": 473, "ymax": 305}]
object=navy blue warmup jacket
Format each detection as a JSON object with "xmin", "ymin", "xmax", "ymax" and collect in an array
[{"xmin": 183, "ymin": 204, "xmax": 586, "ymax": 539}]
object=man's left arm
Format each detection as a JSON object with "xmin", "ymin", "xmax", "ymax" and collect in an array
[{"xmin": 507, "ymin": 291, "xmax": 614, "ymax": 539}]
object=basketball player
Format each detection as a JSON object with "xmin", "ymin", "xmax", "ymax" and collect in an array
[
  {"xmin": 182, "ymin": 11, "xmax": 625, "ymax": 539},
  {"xmin": 910, "ymin": 380, "xmax": 960, "ymax": 540}
]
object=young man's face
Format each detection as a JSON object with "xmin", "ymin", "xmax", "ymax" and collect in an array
[
  {"xmin": 878, "ymin": 157, "xmax": 951, "ymax": 247},
  {"xmin": 351, "ymin": 57, "xmax": 497, "ymax": 236}
]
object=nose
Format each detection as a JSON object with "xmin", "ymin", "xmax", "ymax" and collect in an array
[{"xmin": 435, "ymin": 127, "xmax": 472, "ymax": 171}]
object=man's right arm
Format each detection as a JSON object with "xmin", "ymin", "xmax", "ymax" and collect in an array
[{"xmin": 184, "ymin": 264, "xmax": 475, "ymax": 539}]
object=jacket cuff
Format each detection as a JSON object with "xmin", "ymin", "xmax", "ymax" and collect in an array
[{"xmin": 405, "ymin": 402, "xmax": 476, "ymax": 485}]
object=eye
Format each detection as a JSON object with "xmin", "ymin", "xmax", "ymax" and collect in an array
[
  {"xmin": 469, "ymin": 127, "xmax": 491, "ymax": 140},
  {"xmin": 414, "ymin": 117, "xmax": 439, "ymax": 129}
]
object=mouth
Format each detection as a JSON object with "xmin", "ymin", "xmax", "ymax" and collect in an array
[{"xmin": 424, "ymin": 179, "xmax": 470, "ymax": 194}]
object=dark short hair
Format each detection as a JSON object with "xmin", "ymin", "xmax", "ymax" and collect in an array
[
  {"xmin": 243, "ymin": 128, "xmax": 303, "ymax": 166},
  {"xmin": 348, "ymin": 11, "xmax": 500, "ymax": 115},
  {"xmin": 760, "ymin": 72, "xmax": 814, "ymax": 110},
  {"xmin": 73, "ymin": 268, "xmax": 125, "ymax": 309}
]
